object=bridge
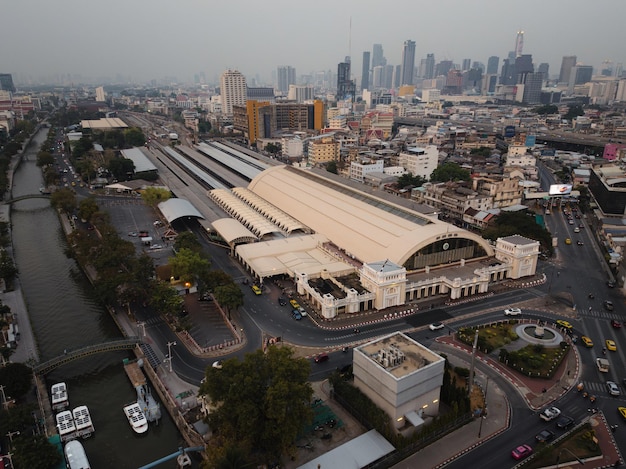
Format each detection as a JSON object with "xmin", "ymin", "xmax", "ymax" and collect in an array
[
  {"xmin": 33, "ymin": 337, "xmax": 142, "ymax": 374},
  {"xmin": 5, "ymin": 193, "xmax": 52, "ymax": 204}
]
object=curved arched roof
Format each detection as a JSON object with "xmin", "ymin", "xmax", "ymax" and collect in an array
[
  {"xmin": 158, "ymin": 198, "xmax": 205, "ymax": 223},
  {"xmin": 247, "ymin": 166, "xmax": 494, "ymax": 266},
  {"xmin": 211, "ymin": 218, "xmax": 257, "ymax": 244}
]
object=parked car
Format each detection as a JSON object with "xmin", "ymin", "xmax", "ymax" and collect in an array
[
  {"xmin": 504, "ymin": 308, "xmax": 522, "ymax": 316},
  {"xmin": 297, "ymin": 307, "xmax": 308, "ymax": 317},
  {"xmin": 429, "ymin": 322, "xmax": 445, "ymax": 331},
  {"xmin": 540, "ymin": 406, "xmax": 561, "ymax": 421},
  {"xmin": 289, "ymin": 299, "xmax": 300, "ymax": 309},
  {"xmin": 607, "ymin": 381, "xmax": 620, "ymax": 396},
  {"xmin": 291, "ymin": 310, "xmax": 302, "ymax": 320},
  {"xmin": 251, "ymin": 285, "xmax": 262, "ymax": 295},
  {"xmin": 278, "ymin": 297, "xmax": 287, "ymax": 306},
  {"xmin": 535, "ymin": 429, "xmax": 555, "ymax": 443},
  {"xmin": 511, "ymin": 444, "xmax": 533, "ymax": 460}
]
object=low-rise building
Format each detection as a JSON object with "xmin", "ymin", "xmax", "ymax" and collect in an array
[{"xmin": 398, "ymin": 146, "xmax": 438, "ymax": 180}]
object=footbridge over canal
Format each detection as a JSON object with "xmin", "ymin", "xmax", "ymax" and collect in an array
[{"xmin": 33, "ymin": 337, "xmax": 142, "ymax": 375}]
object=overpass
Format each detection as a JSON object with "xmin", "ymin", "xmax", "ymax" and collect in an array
[
  {"xmin": 5, "ymin": 193, "xmax": 52, "ymax": 203},
  {"xmin": 33, "ymin": 337, "xmax": 142, "ymax": 374}
]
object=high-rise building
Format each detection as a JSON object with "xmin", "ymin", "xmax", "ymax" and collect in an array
[
  {"xmin": 486, "ymin": 56, "xmax": 500, "ymax": 75},
  {"xmin": 422, "ymin": 53, "xmax": 435, "ymax": 79},
  {"xmin": 569, "ymin": 65, "xmax": 593, "ymax": 86},
  {"xmin": 220, "ymin": 69, "xmax": 247, "ymax": 115},
  {"xmin": 384, "ymin": 65, "xmax": 395, "ymax": 89},
  {"xmin": 372, "ymin": 44, "xmax": 386, "ymax": 68},
  {"xmin": 361, "ymin": 51, "xmax": 371, "ymax": 91},
  {"xmin": 400, "ymin": 40, "xmax": 416, "ymax": 86},
  {"xmin": 287, "ymin": 84, "xmax": 314, "ymax": 103},
  {"xmin": 462, "ymin": 59, "xmax": 471, "ymax": 71},
  {"xmin": 277, "ymin": 66, "xmax": 296, "ymax": 94},
  {"xmin": 537, "ymin": 63, "xmax": 550, "ymax": 81},
  {"xmin": 394, "ymin": 65, "xmax": 402, "ymax": 88},
  {"xmin": 435, "ymin": 60, "xmax": 453, "ymax": 78},
  {"xmin": 336, "ymin": 61, "xmax": 355, "ymax": 101},
  {"xmin": 500, "ymin": 58, "xmax": 516, "ymax": 85},
  {"xmin": 372, "ymin": 66, "xmax": 384, "ymax": 89},
  {"xmin": 515, "ymin": 54, "xmax": 534, "ymax": 83},
  {"xmin": 521, "ymin": 72, "xmax": 543, "ymax": 104},
  {"xmin": 515, "ymin": 30, "xmax": 524, "ymax": 57},
  {"xmin": 559, "ymin": 56, "xmax": 577, "ymax": 84},
  {"xmin": 0, "ymin": 74, "xmax": 15, "ymax": 92}
]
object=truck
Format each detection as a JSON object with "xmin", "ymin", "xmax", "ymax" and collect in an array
[{"xmin": 596, "ymin": 357, "xmax": 610, "ymax": 373}]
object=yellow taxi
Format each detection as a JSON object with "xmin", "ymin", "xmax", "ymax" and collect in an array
[
  {"xmin": 289, "ymin": 299, "xmax": 300, "ymax": 309},
  {"xmin": 606, "ymin": 339, "xmax": 617, "ymax": 352},
  {"xmin": 556, "ymin": 320, "xmax": 573, "ymax": 331},
  {"xmin": 251, "ymin": 285, "xmax": 262, "ymax": 295},
  {"xmin": 565, "ymin": 238, "xmax": 572, "ymax": 245},
  {"xmin": 619, "ymin": 407, "xmax": 626, "ymax": 420},
  {"xmin": 581, "ymin": 336, "xmax": 593, "ymax": 347}
]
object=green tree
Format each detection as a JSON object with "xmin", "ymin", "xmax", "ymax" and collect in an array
[
  {"xmin": 200, "ymin": 346, "xmax": 313, "ymax": 463},
  {"xmin": 149, "ymin": 281, "xmax": 184, "ymax": 316},
  {"xmin": 214, "ymin": 445, "xmax": 255, "ymax": 469},
  {"xmin": 141, "ymin": 187, "xmax": 172, "ymax": 207},
  {"xmin": 430, "ymin": 162, "xmax": 471, "ymax": 182},
  {"xmin": 169, "ymin": 248, "xmax": 210, "ymax": 284},
  {"xmin": 213, "ymin": 283, "xmax": 244, "ymax": 320},
  {"xmin": 78, "ymin": 197, "xmax": 99, "ymax": 222},
  {"xmin": 397, "ymin": 172, "xmax": 426, "ymax": 189},
  {"xmin": 108, "ymin": 157, "xmax": 135, "ymax": 181},
  {"xmin": 534, "ymin": 104, "xmax": 559, "ymax": 115},
  {"xmin": 482, "ymin": 211, "xmax": 553, "ymax": 255},
  {"xmin": 0, "ymin": 250, "xmax": 18, "ymax": 286},
  {"xmin": 564, "ymin": 105, "xmax": 585, "ymax": 121},
  {"xmin": 326, "ymin": 160, "xmax": 338, "ymax": 174},
  {"xmin": 36, "ymin": 151, "xmax": 54, "ymax": 167},
  {"xmin": 123, "ymin": 127, "xmax": 146, "ymax": 147},
  {"xmin": 265, "ymin": 143, "xmax": 281, "ymax": 155},
  {"xmin": 0, "ymin": 362, "xmax": 33, "ymax": 399},
  {"xmin": 174, "ymin": 231, "xmax": 202, "ymax": 253},
  {"xmin": 198, "ymin": 120, "xmax": 212, "ymax": 134},
  {"xmin": 13, "ymin": 434, "xmax": 62, "ymax": 469},
  {"xmin": 50, "ymin": 188, "xmax": 77, "ymax": 213}
]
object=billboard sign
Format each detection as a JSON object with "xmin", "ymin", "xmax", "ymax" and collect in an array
[
  {"xmin": 549, "ymin": 184, "xmax": 573, "ymax": 196},
  {"xmin": 504, "ymin": 125, "xmax": 516, "ymax": 138},
  {"xmin": 525, "ymin": 135, "xmax": 536, "ymax": 147}
]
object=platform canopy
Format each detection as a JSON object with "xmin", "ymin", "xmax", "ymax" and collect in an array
[{"xmin": 158, "ymin": 198, "xmax": 204, "ymax": 224}]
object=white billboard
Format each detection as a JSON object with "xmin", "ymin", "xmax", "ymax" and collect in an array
[{"xmin": 549, "ymin": 184, "xmax": 573, "ymax": 196}]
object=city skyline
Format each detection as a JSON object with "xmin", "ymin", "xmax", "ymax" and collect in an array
[{"xmin": 2, "ymin": 0, "xmax": 625, "ymax": 85}]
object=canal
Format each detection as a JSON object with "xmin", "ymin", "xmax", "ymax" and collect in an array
[{"xmin": 10, "ymin": 128, "xmax": 184, "ymax": 467}]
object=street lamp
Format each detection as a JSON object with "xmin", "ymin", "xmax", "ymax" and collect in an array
[
  {"xmin": 166, "ymin": 341, "xmax": 177, "ymax": 373},
  {"xmin": 6, "ymin": 430, "xmax": 20, "ymax": 448},
  {"xmin": 556, "ymin": 447, "xmax": 584, "ymax": 468}
]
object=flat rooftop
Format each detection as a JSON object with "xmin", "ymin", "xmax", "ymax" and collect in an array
[{"xmin": 358, "ymin": 332, "xmax": 442, "ymax": 378}]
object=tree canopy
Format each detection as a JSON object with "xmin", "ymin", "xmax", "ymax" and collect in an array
[
  {"xmin": 50, "ymin": 188, "xmax": 77, "ymax": 214},
  {"xmin": 430, "ymin": 162, "xmax": 471, "ymax": 182},
  {"xmin": 482, "ymin": 211, "xmax": 553, "ymax": 255},
  {"xmin": 200, "ymin": 346, "xmax": 313, "ymax": 464},
  {"xmin": 169, "ymin": 248, "xmax": 210, "ymax": 284},
  {"xmin": 397, "ymin": 172, "xmax": 426, "ymax": 189},
  {"xmin": 141, "ymin": 187, "xmax": 172, "ymax": 207}
]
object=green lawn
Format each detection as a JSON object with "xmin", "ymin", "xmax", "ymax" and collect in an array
[
  {"xmin": 525, "ymin": 423, "xmax": 601, "ymax": 469},
  {"xmin": 457, "ymin": 322, "xmax": 519, "ymax": 353}
]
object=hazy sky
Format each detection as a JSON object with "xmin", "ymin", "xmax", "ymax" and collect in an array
[{"xmin": 2, "ymin": 0, "xmax": 625, "ymax": 85}]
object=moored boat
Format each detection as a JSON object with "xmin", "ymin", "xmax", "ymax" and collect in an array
[
  {"xmin": 51, "ymin": 382, "xmax": 69, "ymax": 411},
  {"xmin": 72, "ymin": 405, "xmax": 95, "ymax": 438},
  {"xmin": 123, "ymin": 402, "xmax": 148, "ymax": 434},
  {"xmin": 64, "ymin": 439, "xmax": 91, "ymax": 469},
  {"xmin": 56, "ymin": 410, "xmax": 76, "ymax": 440}
]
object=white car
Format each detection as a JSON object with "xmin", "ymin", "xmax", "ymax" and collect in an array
[
  {"xmin": 212, "ymin": 360, "xmax": 223, "ymax": 369},
  {"xmin": 606, "ymin": 381, "xmax": 620, "ymax": 396},
  {"xmin": 539, "ymin": 406, "xmax": 561, "ymax": 421},
  {"xmin": 504, "ymin": 308, "xmax": 522, "ymax": 316},
  {"xmin": 429, "ymin": 322, "xmax": 445, "ymax": 331}
]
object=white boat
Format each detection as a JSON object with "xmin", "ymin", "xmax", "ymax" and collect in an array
[
  {"xmin": 123, "ymin": 402, "xmax": 148, "ymax": 434},
  {"xmin": 72, "ymin": 405, "xmax": 95, "ymax": 438},
  {"xmin": 51, "ymin": 382, "xmax": 69, "ymax": 411},
  {"xmin": 56, "ymin": 410, "xmax": 76, "ymax": 440},
  {"xmin": 64, "ymin": 440, "xmax": 91, "ymax": 469}
]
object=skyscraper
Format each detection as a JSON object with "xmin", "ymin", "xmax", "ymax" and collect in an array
[
  {"xmin": 400, "ymin": 40, "xmax": 416, "ymax": 86},
  {"xmin": 559, "ymin": 56, "xmax": 577, "ymax": 84},
  {"xmin": 486, "ymin": 56, "xmax": 500, "ymax": 75},
  {"xmin": 537, "ymin": 63, "xmax": 550, "ymax": 81},
  {"xmin": 462, "ymin": 59, "xmax": 471, "ymax": 71},
  {"xmin": 422, "ymin": 53, "xmax": 435, "ymax": 79},
  {"xmin": 336, "ymin": 61, "xmax": 355, "ymax": 101},
  {"xmin": 372, "ymin": 44, "xmax": 385, "ymax": 68},
  {"xmin": 277, "ymin": 66, "xmax": 296, "ymax": 93},
  {"xmin": 515, "ymin": 54, "xmax": 534, "ymax": 82},
  {"xmin": 515, "ymin": 30, "xmax": 524, "ymax": 57},
  {"xmin": 361, "ymin": 51, "xmax": 371, "ymax": 91},
  {"xmin": 500, "ymin": 58, "xmax": 516, "ymax": 85},
  {"xmin": 435, "ymin": 60, "xmax": 453, "ymax": 78},
  {"xmin": 220, "ymin": 69, "xmax": 247, "ymax": 115},
  {"xmin": 0, "ymin": 74, "xmax": 15, "ymax": 92}
]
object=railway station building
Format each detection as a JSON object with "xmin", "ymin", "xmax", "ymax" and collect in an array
[{"xmin": 206, "ymin": 165, "xmax": 540, "ymax": 318}]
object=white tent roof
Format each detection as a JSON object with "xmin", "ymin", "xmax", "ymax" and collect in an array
[{"xmin": 158, "ymin": 198, "xmax": 204, "ymax": 223}]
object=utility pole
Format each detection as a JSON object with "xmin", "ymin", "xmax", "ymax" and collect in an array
[{"xmin": 468, "ymin": 329, "xmax": 479, "ymax": 394}]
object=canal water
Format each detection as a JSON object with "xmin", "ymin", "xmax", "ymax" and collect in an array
[{"xmin": 11, "ymin": 128, "xmax": 184, "ymax": 468}]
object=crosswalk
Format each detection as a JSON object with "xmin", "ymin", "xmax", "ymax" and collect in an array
[
  {"xmin": 579, "ymin": 309, "xmax": 622, "ymax": 321},
  {"xmin": 580, "ymin": 380, "xmax": 622, "ymax": 395}
]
